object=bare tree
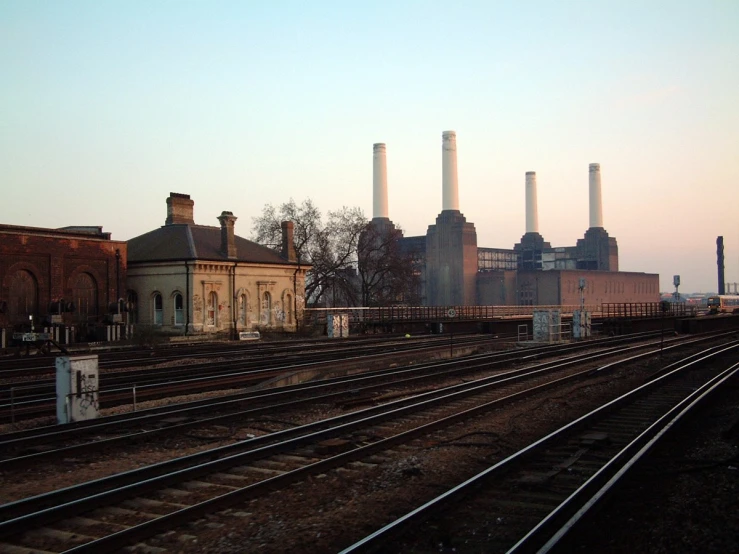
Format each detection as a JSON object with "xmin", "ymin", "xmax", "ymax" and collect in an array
[
  {"xmin": 252, "ymin": 199, "xmax": 366, "ymax": 306},
  {"xmin": 358, "ymin": 222, "xmax": 421, "ymax": 306},
  {"xmin": 251, "ymin": 198, "xmax": 321, "ymax": 264},
  {"xmin": 253, "ymin": 199, "xmax": 420, "ymax": 308}
]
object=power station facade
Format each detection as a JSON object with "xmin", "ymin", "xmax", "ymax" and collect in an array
[
  {"xmin": 0, "ymin": 130, "xmax": 662, "ymax": 345},
  {"xmin": 369, "ymin": 132, "xmax": 659, "ymax": 307}
]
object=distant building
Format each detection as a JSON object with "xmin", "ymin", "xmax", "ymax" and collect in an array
[
  {"xmin": 126, "ymin": 193, "xmax": 309, "ymax": 336},
  {"xmin": 366, "ymin": 134, "xmax": 659, "ymax": 307},
  {"xmin": 0, "ymin": 224, "xmax": 126, "ymax": 340}
]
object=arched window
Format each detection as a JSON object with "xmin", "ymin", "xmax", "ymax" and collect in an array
[
  {"xmin": 207, "ymin": 291, "xmax": 217, "ymax": 326},
  {"xmin": 238, "ymin": 294, "xmax": 247, "ymax": 326},
  {"xmin": 173, "ymin": 293, "xmax": 184, "ymax": 326},
  {"xmin": 284, "ymin": 292, "xmax": 293, "ymax": 324},
  {"xmin": 153, "ymin": 293, "xmax": 163, "ymax": 325},
  {"xmin": 9, "ymin": 270, "xmax": 38, "ymax": 325},
  {"xmin": 73, "ymin": 272, "xmax": 98, "ymax": 322},
  {"xmin": 261, "ymin": 292, "xmax": 271, "ymax": 325}
]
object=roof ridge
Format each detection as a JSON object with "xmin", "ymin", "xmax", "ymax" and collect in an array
[{"xmin": 186, "ymin": 226, "xmax": 198, "ymax": 258}]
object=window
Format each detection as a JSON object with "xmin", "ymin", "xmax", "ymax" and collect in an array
[
  {"xmin": 239, "ymin": 294, "xmax": 247, "ymax": 326},
  {"xmin": 153, "ymin": 293, "xmax": 163, "ymax": 325},
  {"xmin": 207, "ymin": 291, "xmax": 217, "ymax": 326},
  {"xmin": 174, "ymin": 293, "xmax": 184, "ymax": 326},
  {"xmin": 261, "ymin": 292, "xmax": 271, "ymax": 324},
  {"xmin": 285, "ymin": 293, "xmax": 293, "ymax": 324}
]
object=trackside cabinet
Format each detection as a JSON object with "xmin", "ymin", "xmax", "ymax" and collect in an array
[
  {"xmin": 327, "ymin": 314, "xmax": 349, "ymax": 338},
  {"xmin": 573, "ymin": 310, "xmax": 592, "ymax": 339},
  {"xmin": 56, "ymin": 355, "xmax": 100, "ymax": 424}
]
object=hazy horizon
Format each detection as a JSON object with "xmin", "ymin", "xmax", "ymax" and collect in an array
[{"xmin": 2, "ymin": 1, "xmax": 737, "ymax": 293}]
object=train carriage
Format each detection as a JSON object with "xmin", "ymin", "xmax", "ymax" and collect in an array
[{"xmin": 706, "ymin": 295, "xmax": 739, "ymax": 314}]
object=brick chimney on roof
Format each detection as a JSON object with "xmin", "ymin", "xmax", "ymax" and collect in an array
[
  {"xmin": 218, "ymin": 211, "xmax": 238, "ymax": 259},
  {"xmin": 281, "ymin": 221, "xmax": 297, "ymax": 262},
  {"xmin": 165, "ymin": 193, "xmax": 194, "ymax": 225}
]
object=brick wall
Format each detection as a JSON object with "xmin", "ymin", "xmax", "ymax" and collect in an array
[{"xmin": 0, "ymin": 225, "xmax": 127, "ymax": 333}]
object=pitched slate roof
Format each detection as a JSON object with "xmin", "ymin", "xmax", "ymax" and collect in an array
[{"xmin": 127, "ymin": 224, "xmax": 292, "ymax": 265}]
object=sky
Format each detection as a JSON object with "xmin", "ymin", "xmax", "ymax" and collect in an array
[{"xmin": 1, "ymin": 1, "xmax": 737, "ymax": 294}]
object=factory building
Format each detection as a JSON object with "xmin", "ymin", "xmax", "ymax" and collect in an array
[
  {"xmin": 0, "ymin": 224, "xmax": 127, "ymax": 341},
  {"xmin": 367, "ymin": 132, "xmax": 659, "ymax": 307},
  {"xmin": 126, "ymin": 193, "xmax": 308, "ymax": 336}
]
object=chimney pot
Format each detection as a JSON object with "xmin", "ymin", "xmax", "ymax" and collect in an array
[
  {"xmin": 166, "ymin": 192, "xmax": 194, "ymax": 225},
  {"xmin": 217, "ymin": 211, "xmax": 238, "ymax": 259},
  {"xmin": 282, "ymin": 221, "xmax": 297, "ymax": 262}
]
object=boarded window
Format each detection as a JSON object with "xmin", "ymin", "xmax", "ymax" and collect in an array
[
  {"xmin": 73, "ymin": 273, "xmax": 97, "ymax": 322},
  {"xmin": 239, "ymin": 294, "xmax": 247, "ymax": 326},
  {"xmin": 207, "ymin": 291, "xmax": 217, "ymax": 326},
  {"xmin": 9, "ymin": 270, "xmax": 38, "ymax": 324},
  {"xmin": 261, "ymin": 292, "xmax": 271, "ymax": 324}
]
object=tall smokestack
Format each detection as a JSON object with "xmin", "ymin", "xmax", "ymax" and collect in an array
[
  {"xmin": 372, "ymin": 143, "xmax": 388, "ymax": 219},
  {"xmin": 442, "ymin": 131, "xmax": 459, "ymax": 211},
  {"xmin": 717, "ymin": 236, "xmax": 725, "ymax": 295},
  {"xmin": 589, "ymin": 163, "xmax": 603, "ymax": 228},
  {"xmin": 525, "ymin": 171, "xmax": 539, "ymax": 233}
]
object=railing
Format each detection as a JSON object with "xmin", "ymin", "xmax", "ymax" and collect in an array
[
  {"xmin": 601, "ymin": 302, "xmax": 692, "ymax": 318},
  {"xmin": 303, "ymin": 303, "xmax": 694, "ymax": 327},
  {"xmin": 304, "ymin": 305, "xmax": 602, "ymax": 327}
]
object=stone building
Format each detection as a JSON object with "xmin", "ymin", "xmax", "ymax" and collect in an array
[
  {"xmin": 126, "ymin": 193, "xmax": 308, "ymax": 336},
  {"xmin": 0, "ymin": 224, "xmax": 127, "ymax": 341}
]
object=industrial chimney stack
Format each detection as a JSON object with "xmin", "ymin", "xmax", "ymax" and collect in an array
[
  {"xmin": 525, "ymin": 171, "xmax": 539, "ymax": 234},
  {"xmin": 717, "ymin": 236, "xmax": 725, "ymax": 295},
  {"xmin": 372, "ymin": 143, "xmax": 389, "ymax": 220},
  {"xmin": 589, "ymin": 163, "xmax": 603, "ymax": 228},
  {"xmin": 442, "ymin": 131, "xmax": 460, "ymax": 211}
]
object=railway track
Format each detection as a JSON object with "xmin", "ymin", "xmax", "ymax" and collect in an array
[
  {"xmin": 0, "ymin": 334, "xmax": 734, "ymax": 553},
  {"xmin": 0, "ymin": 331, "xmax": 687, "ymax": 466},
  {"xmin": 340, "ymin": 344, "xmax": 739, "ymax": 553},
  {"xmin": 0, "ymin": 333, "xmax": 507, "ymax": 422},
  {"xmin": 0, "ymin": 333, "xmax": 504, "ymax": 379}
]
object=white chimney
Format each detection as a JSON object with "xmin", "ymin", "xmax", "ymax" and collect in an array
[
  {"xmin": 372, "ymin": 143, "xmax": 388, "ymax": 219},
  {"xmin": 525, "ymin": 171, "xmax": 539, "ymax": 233},
  {"xmin": 589, "ymin": 163, "xmax": 603, "ymax": 228},
  {"xmin": 442, "ymin": 130, "xmax": 459, "ymax": 211}
]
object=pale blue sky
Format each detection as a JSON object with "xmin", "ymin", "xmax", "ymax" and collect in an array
[{"xmin": 2, "ymin": 1, "xmax": 737, "ymax": 293}]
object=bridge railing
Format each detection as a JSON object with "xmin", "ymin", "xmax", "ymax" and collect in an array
[
  {"xmin": 601, "ymin": 302, "xmax": 692, "ymax": 318},
  {"xmin": 304, "ymin": 304, "xmax": 603, "ymax": 327}
]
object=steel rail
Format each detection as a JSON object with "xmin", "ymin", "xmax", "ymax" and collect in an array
[
  {"xmin": 0, "ymin": 330, "xmax": 664, "ymax": 424},
  {"xmin": 337, "ymin": 342, "xmax": 739, "ymax": 553},
  {"xmin": 0, "ymin": 331, "xmax": 697, "ymax": 462},
  {"xmin": 0, "ymin": 334, "xmax": 500, "ymax": 419},
  {"xmin": 1, "ymin": 339, "xmax": 732, "ymax": 552},
  {"xmin": 512, "ymin": 361, "xmax": 739, "ymax": 553}
]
